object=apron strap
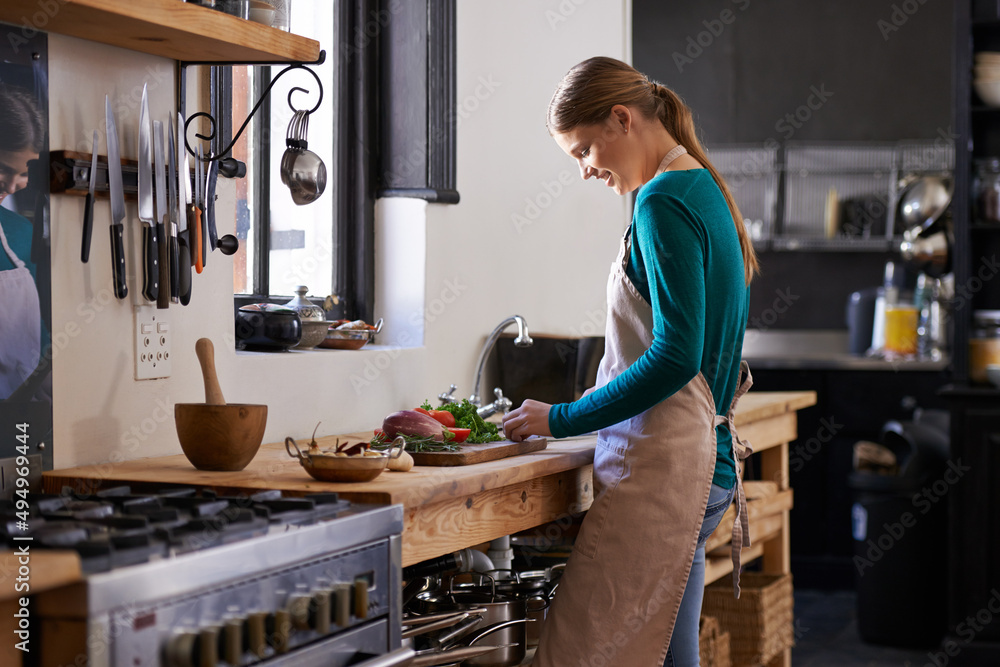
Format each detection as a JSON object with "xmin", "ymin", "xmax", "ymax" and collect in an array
[
  {"xmin": 714, "ymin": 360, "xmax": 755, "ymax": 598},
  {"xmin": 0, "ymin": 220, "xmax": 27, "ymax": 269}
]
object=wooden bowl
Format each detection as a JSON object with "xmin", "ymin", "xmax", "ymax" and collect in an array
[{"xmin": 175, "ymin": 403, "xmax": 268, "ymax": 471}]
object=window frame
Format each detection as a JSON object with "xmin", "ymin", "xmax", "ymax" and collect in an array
[{"xmin": 198, "ymin": 0, "xmax": 457, "ymax": 325}]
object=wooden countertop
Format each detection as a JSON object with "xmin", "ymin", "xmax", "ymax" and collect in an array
[{"xmin": 44, "ymin": 391, "xmax": 816, "ymax": 508}]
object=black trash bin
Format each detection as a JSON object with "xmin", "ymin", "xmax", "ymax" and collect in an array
[{"xmin": 848, "ymin": 409, "xmax": 950, "ymax": 649}]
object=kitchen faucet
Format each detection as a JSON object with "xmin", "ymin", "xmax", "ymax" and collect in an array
[{"xmin": 469, "ymin": 315, "xmax": 533, "ymax": 417}]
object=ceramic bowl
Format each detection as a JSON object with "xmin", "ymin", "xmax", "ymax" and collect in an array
[
  {"xmin": 975, "ymin": 79, "xmax": 1000, "ymax": 107},
  {"xmin": 294, "ymin": 320, "xmax": 331, "ymax": 350},
  {"xmin": 248, "ymin": 4, "xmax": 275, "ymax": 26}
]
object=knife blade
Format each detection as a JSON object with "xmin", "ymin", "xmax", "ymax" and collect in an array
[
  {"xmin": 193, "ymin": 145, "xmax": 204, "ymax": 275},
  {"xmin": 206, "ymin": 158, "xmax": 218, "ymax": 254},
  {"xmin": 167, "ymin": 118, "xmax": 180, "ymax": 303},
  {"xmin": 138, "ymin": 84, "xmax": 158, "ymax": 302},
  {"xmin": 81, "ymin": 130, "xmax": 98, "ymax": 263},
  {"xmin": 177, "ymin": 112, "xmax": 192, "ymax": 306},
  {"xmin": 199, "ymin": 147, "xmax": 209, "ymax": 268},
  {"xmin": 105, "ymin": 95, "xmax": 127, "ymax": 300},
  {"xmin": 153, "ymin": 119, "xmax": 170, "ymax": 310}
]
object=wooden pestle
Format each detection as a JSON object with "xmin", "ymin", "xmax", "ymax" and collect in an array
[{"xmin": 195, "ymin": 338, "xmax": 227, "ymax": 405}]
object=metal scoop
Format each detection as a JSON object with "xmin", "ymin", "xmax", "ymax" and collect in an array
[{"xmin": 280, "ymin": 110, "xmax": 327, "ymax": 205}]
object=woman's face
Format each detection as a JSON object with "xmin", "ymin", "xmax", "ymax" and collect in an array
[
  {"xmin": 0, "ymin": 147, "xmax": 38, "ymax": 203},
  {"xmin": 553, "ymin": 108, "xmax": 639, "ymax": 195}
]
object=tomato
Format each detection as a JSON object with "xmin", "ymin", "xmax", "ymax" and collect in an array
[
  {"xmin": 374, "ymin": 429, "xmax": 386, "ymax": 439},
  {"xmin": 413, "ymin": 407, "xmax": 432, "ymax": 416},
  {"xmin": 428, "ymin": 410, "xmax": 456, "ymax": 428},
  {"xmin": 447, "ymin": 427, "xmax": 471, "ymax": 443}
]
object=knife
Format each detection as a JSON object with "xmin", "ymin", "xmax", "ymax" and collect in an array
[
  {"xmin": 177, "ymin": 112, "xmax": 193, "ymax": 306},
  {"xmin": 105, "ymin": 95, "xmax": 127, "ymax": 300},
  {"xmin": 80, "ymin": 130, "xmax": 98, "ymax": 263},
  {"xmin": 137, "ymin": 84, "xmax": 158, "ymax": 302},
  {"xmin": 154, "ymin": 119, "xmax": 170, "ymax": 310},
  {"xmin": 199, "ymin": 147, "xmax": 210, "ymax": 268},
  {"xmin": 193, "ymin": 146, "xmax": 204, "ymax": 275},
  {"xmin": 167, "ymin": 118, "xmax": 180, "ymax": 303}
]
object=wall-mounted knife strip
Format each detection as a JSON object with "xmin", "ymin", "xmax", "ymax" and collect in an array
[{"xmin": 49, "ymin": 150, "xmax": 195, "ymax": 201}]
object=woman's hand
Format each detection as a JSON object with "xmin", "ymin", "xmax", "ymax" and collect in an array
[{"xmin": 502, "ymin": 399, "xmax": 553, "ymax": 442}]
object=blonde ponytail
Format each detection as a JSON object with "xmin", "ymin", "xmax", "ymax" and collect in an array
[{"xmin": 548, "ymin": 58, "xmax": 759, "ymax": 285}]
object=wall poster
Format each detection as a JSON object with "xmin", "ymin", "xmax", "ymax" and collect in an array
[{"xmin": 0, "ymin": 29, "xmax": 52, "ymax": 474}]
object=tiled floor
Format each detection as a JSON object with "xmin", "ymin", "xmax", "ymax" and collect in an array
[{"xmin": 794, "ymin": 589, "xmax": 935, "ymax": 666}]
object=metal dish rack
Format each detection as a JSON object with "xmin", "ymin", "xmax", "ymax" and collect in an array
[
  {"xmin": 706, "ymin": 140, "xmax": 953, "ymax": 251},
  {"xmin": 707, "ymin": 143, "xmax": 779, "ymax": 250}
]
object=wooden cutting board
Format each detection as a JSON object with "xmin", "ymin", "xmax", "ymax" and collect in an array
[{"xmin": 409, "ymin": 437, "xmax": 547, "ymax": 466}]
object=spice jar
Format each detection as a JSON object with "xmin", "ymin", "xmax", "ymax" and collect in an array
[
  {"xmin": 969, "ymin": 310, "xmax": 1000, "ymax": 384},
  {"xmin": 975, "ymin": 158, "xmax": 1000, "ymax": 225},
  {"xmin": 283, "ymin": 286, "xmax": 328, "ymax": 349}
]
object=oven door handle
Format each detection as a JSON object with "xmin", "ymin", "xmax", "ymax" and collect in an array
[{"xmin": 353, "ymin": 646, "xmax": 416, "ymax": 667}]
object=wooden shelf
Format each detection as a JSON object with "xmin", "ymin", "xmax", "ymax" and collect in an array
[{"xmin": 0, "ymin": 0, "xmax": 320, "ymax": 63}]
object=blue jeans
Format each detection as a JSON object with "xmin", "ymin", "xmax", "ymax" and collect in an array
[{"xmin": 664, "ymin": 483, "xmax": 736, "ymax": 667}]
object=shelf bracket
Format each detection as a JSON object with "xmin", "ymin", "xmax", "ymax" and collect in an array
[{"xmin": 178, "ymin": 49, "xmax": 326, "ymax": 165}]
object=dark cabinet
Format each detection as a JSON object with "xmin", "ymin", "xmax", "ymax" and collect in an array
[{"xmin": 944, "ymin": 3, "xmax": 1000, "ymax": 662}]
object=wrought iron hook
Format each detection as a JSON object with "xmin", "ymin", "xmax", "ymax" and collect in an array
[{"xmin": 183, "ymin": 50, "xmax": 326, "ymax": 163}]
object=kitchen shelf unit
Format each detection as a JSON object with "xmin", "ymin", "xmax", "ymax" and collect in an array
[
  {"xmin": 0, "ymin": 0, "xmax": 320, "ymax": 63},
  {"xmin": 943, "ymin": 2, "xmax": 1000, "ymax": 664}
]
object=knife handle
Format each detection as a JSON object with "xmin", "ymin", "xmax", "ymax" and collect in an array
[
  {"xmin": 194, "ymin": 206, "xmax": 204, "ymax": 274},
  {"xmin": 178, "ymin": 232, "xmax": 192, "ymax": 306},
  {"xmin": 142, "ymin": 225, "xmax": 159, "ymax": 303},
  {"xmin": 110, "ymin": 225, "xmax": 128, "ymax": 300},
  {"xmin": 81, "ymin": 192, "xmax": 94, "ymax": 263},
  {"xmin": 157, "ymin": 220, "xmax": 170, "ymax": 309},
  {"xmin": 170, "ymin": 229, "xmax": 180, "ymax": 303}
]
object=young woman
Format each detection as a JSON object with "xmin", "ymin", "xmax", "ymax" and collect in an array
[{"xmin": 502, "ymin": 57, "xmax": 759, "ymax": 667}]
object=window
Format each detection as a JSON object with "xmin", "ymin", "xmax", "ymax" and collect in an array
[{"xmin": 207, "ymin": 0, "xmax": 456, "ymax": 324}]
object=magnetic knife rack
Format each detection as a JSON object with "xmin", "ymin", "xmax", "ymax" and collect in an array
[{"xmin": 49, "ymin": 150, "xmax": 197, "ymax": 202}]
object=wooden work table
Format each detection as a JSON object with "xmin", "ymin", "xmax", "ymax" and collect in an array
[{"xmin": 42, "ymin": 391, "xmax": 814, "ymax": 569}]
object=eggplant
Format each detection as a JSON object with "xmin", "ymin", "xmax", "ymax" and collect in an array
[{"xmin": 383, "ymin": 410, "xmax": 450, "ymax": 441}]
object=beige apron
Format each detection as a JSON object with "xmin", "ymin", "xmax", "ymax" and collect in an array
[{"xmin": 534, "ymin": 148, "xmax": 753, "ymax": 667}]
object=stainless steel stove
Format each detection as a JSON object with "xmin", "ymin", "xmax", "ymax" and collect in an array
[{"xmin": 3, "ymin": 486, "xmax": 413, "ymax": 667}]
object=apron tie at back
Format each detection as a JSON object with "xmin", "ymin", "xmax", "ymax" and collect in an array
[{"xmin": 715, "ymin": 360, "xmax": 754, "ymax": 598}]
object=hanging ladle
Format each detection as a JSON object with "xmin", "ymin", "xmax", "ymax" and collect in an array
[{"xmin": 280, "ymin": 108, "xmax": 328, "ymax": 205}]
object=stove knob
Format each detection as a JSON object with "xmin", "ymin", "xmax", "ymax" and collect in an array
[
  {"xmin": 273, "ymin": 609, "xmax": 291, "ymax": 654},
  {"xmin": 247, "ymin": 612, "xmax": 268, "ymax": 659},
  {"xmin": 353, "ymin": 579, "xmax": 369, "ymax": 619},
  {"xmin": 163, "ymin": 631, "xmax": 197, "ymax": 667},
  {"xmin": 314, "ymin": 589, "xmax": 332, "ymax": 635},
  {"xmin": 199, "ymin": 626, "xmax": 219, "ymax": 667},
  {"xmin": 333, "ymin": 583, "xmax": 351, "ymax": 627},
  {"xmin": 223, "ymin": 618, "xmax": 243, "ymax": 665},
  {"xmin": 287, "ymin": 594, "xmax": 312, "ymax": 631}
]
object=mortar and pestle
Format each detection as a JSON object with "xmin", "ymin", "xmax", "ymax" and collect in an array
[{"xmin": 174, "ymin": 338, "xmax": 268, "ymax": 471}]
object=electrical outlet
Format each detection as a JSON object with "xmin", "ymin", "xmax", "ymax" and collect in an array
[{"xmin": 134, "ymin": 306, "xmax": 171, "ymax": 380}]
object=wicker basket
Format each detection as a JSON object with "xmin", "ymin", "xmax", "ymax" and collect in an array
[
  {"xmin": 701, "ymin": 573, "xmax": 794, "ymax": 667},
  {"xmin": 699, "ymin": 615, "xmax": 732, "ymax": 667}
]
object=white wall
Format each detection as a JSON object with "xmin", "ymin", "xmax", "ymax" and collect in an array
[{"xmin": 47, "ymin": 1, "xmax": 631, "ymax": 468}]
